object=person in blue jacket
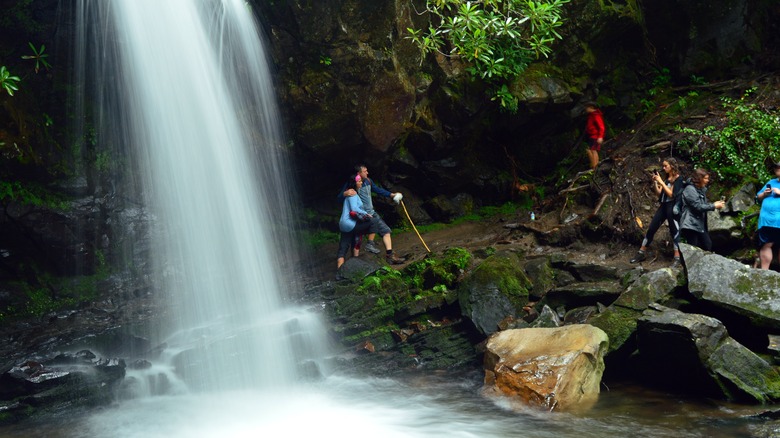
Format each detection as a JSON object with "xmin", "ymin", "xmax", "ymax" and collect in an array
[
  {"xmin": 337, "ymin": 174, "xmax": 377, "ymax": 272},
  {"xmin": 756, "ymin": 162, "xmax": 780, "ymax": 269},
  {"xmin": 339, "ymin": 164, "xmax": 404, "ymax": 265}
]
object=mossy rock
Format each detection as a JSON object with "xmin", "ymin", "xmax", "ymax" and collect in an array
[
  {"xmin": 327, "ymin": 249, "xmax": 473, "ymax": 345},
  {"xmin": 523, "ymin": 257, "xmax": 556, "ymax": 299},
  {"xmin": 589, "ymin": 268, "xmax": 681, "ymax": 355},
  {"xmin": 588, "ymin": 305, "xmax": 641, "ymax": 355},
  {"xmin": 457, "ymin": 251, "xmax": 531, "ymax": 335}
]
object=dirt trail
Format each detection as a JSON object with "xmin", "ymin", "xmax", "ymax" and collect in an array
[{"xmin": 303, "ymin": 209, "xmax": 680, "ymax": 286}]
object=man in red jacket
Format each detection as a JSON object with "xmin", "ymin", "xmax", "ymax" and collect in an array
[{"xmin": 584, "ymin": 102, "xmax": 605, "ymax": 170}]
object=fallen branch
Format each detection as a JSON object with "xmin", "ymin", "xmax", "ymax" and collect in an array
[
  {"xmin": 560, "ymin": 184, "xmax": 589, "ymax": 194},
  {"xmin": 560, "ymin": 196, "xmax": 569, "ymax": 222},
  {"xmin": 646, "ymin": 140, "xmax": 672, "ymax": 153},
  {"xmin": 591, "ymin": 193, "xmax": 609, "ymax": 217}
]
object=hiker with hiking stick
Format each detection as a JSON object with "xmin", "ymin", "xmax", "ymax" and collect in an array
[{"xmin": 339, "ymin": 164, "xmax": 405, "ymax": 265}]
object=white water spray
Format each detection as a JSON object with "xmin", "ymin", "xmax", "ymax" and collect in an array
[{"xmin": 76, "ymin": 0, "xmax": 311, "ymax": 392}]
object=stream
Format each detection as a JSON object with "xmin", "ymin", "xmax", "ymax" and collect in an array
[{"xmin": 0, "ymin": 370, "xmax": 770, "ymax": 437}]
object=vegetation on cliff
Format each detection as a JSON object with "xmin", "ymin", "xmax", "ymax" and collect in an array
[{"xmin": 407, "ymin": 0, "xmax": 571, "ymax": 111}]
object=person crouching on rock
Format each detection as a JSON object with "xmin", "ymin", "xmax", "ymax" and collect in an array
[
  {"xmin": 755, "ymin": 162, "xmax": 780, "ymax": 269},
  {"xmin": 630, "ymin": 158, "xmax": 683, "ymax": 267},
  {"xmin": 679, "ymin": 168, "xmax": 725, "ymax": 251}
]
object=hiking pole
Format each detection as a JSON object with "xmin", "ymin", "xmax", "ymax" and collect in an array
[{"xmin": 399, "ymin": 199, "xmax": 431, "ymax": 253}]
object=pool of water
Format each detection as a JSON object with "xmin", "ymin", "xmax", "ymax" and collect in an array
[{"xmin": 1, "ymin": 372, "xmax": 773, "ymax": 438}]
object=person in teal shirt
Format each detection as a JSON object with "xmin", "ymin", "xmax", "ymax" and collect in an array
[{"xmin": 756, "ymin": 162, "xmax": 780, "ymax": 269}]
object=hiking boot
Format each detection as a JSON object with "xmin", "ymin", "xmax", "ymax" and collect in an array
[
  {"xmin": 630, "ymin": 251, "xmax": 646, "ymax": 264},
  {"xmin": 670, "ymin": 257, "xmax": 682, "ymax": 269},
  {"xmin": 364, "ymin": 240, "xmax": 381, "ymax": 254},
  {"xmin": 386, "ymin": 253, "xmax": 405, "ymax": 265}
]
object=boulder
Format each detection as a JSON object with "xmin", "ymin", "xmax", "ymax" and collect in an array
[
  {"xmin": 551, "ymin": 259, "xmax": 621, "ymax": 283},
  {"xmin": 523, "ymin": 257, "xmax": 556, "ymax": 300},
  {"xmin": 424, "ymin": 194, "xmax": 460, "ymax": 222},
  {"xmin": 539, "ymin": 281, "xmax": 624, "ymax": 310},
  {"xmin": 529, "ymin": 305, "xmax": 562, "ymax": 328},
  {"xmin": 458, "ymin": 251, "xmax": 531, "ymax": 335},
  {"xmin": 707, "ymin": 210, "xmax": 743, "ymax": 249},
  {"xmin": 722, "ymin": 183, "xmax": 758, "ymax": 214},
  {"xmin": 588, "ymin": 268, "xmax": 680, "ymax": 355},
  {"xmin": 564, "ymin": 306, "xmax": 599, "ymax": 325},
  {"xmin": 338, "ymin": 256, "xmax": 383, "ymax": 281},
  {"xmin": 638, "ymin": 305, "xmax": 780, "ymax": 403},
  {"xmin": 681, "ymin": 243, "xmax": 780, "ymax": 330},
  {"xmin": 770, "ymin": 335, "xmax": 780, "ymax": 365},
  {"xmin": 483, "ymin": 325, "xmax": 608, "ymax": 412},
  {"xmin": 0, "ymin": 351, "xmax": 125, "ymax": 426}
]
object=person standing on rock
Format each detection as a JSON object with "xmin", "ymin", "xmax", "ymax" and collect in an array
[
  {"xmin": 630, "ymin": 158, "xmax": 684, "ymax": 267},
  {"xmin": 755, "ymin": 162, "xmax": 780, "ymax": 269},
  {"xmin": 679, "ymin": 168, "xmax": 725, "ymax": 251},
  {"xmin": 339, "ymin": 164, "xmax": 404, "ymax": 265},
  {"xmin": 583, "ymin": 102, "xmax": 605, "ymax": 170},
  {"xmin": 337, "ymin": 175, "xmax": 377, "ymax": 274}
]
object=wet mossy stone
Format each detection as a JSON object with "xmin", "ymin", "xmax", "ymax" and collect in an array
[
  {"xmin": 682, "ymin": 243, "xmax": 780, "ymax": 330},
  {"xmin": 588, "ymin": 268, "xmax": 680, "ymax": 355},
  {"xmin": 523, "ymin": 257, "xmax": 555, "ymax": 300},
  {"xmin": 457, "ymin": 251, "xmax": 531, "ymax": 336},
  {"xmin": 639, "ymin": 305, "xmax": 780, "ymax": 403}
]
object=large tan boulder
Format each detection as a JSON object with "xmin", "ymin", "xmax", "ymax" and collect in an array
[{"xmin": 483, "ymin": 325, "xmax": 608, "ymax": 412}]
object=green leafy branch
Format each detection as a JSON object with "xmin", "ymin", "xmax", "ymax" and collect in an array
[
  {"xmin": 0, "ymin": 180, "xmax": 68, "ymax": 210},
  {"xmin": 0, "ymin": 66, "xmax": 21, "ymax": 96},
  {"xmin": 676, "ymin": 88, "xmax": 780, "ymax": 181},
  {"xmin": 407, "ymin": 0, "xmax": 571, "ymax": 111},
  {"xmin": 21, "ymin": 42, "xmax": 51, "ymax": 73}
]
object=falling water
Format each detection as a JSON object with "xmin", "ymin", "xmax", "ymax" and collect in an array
[{"xmin": 75, "ymin": 0, "xmax": 306, "ymax": 391}]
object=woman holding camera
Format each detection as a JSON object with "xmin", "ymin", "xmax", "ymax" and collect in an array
[{"xmin": 630, "ymin": 158, "xmax": 684, "ymax": 267}]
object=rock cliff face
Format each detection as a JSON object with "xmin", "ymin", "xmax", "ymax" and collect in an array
[{"xmin": 251, "ymin": 0, "xmax": 780, "ymax": 207}]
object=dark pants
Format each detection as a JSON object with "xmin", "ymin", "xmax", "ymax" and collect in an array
[
  {"xmin": 681, "ymin": 229, "xmax": 712, "ymax": 251},
  {"xmin": 643, "ymin": 202, "xmax": 679, "ymax": 251},
  {"xmin": 337, "ymin": 220, "xmax": 376, "ymax": 258}
]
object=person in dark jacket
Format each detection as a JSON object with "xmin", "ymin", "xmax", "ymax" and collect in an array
[
  {"xmin": 679, "ymin": 168, "xmax": 725, "ymax": 251},
  {"xmin": 584, "ymin": 102, "xmax": 605, "ymax": 170},
  {"xmin": 630, "ymin": 158, "xmax": 684, "ymax": 267}
]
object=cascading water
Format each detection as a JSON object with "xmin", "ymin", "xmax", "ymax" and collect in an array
[{"xmin": 75, "ymin": 0, "xmax": 314, "ymax": 392}]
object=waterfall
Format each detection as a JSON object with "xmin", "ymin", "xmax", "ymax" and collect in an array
[{"xmin": 75, "ymin": 0, "xmax": 313, "ymax": 392}]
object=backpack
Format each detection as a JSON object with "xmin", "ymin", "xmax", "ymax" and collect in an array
[{"xmin": 672, "ymin": 179, "xmax": 690, "ymax": 219}]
